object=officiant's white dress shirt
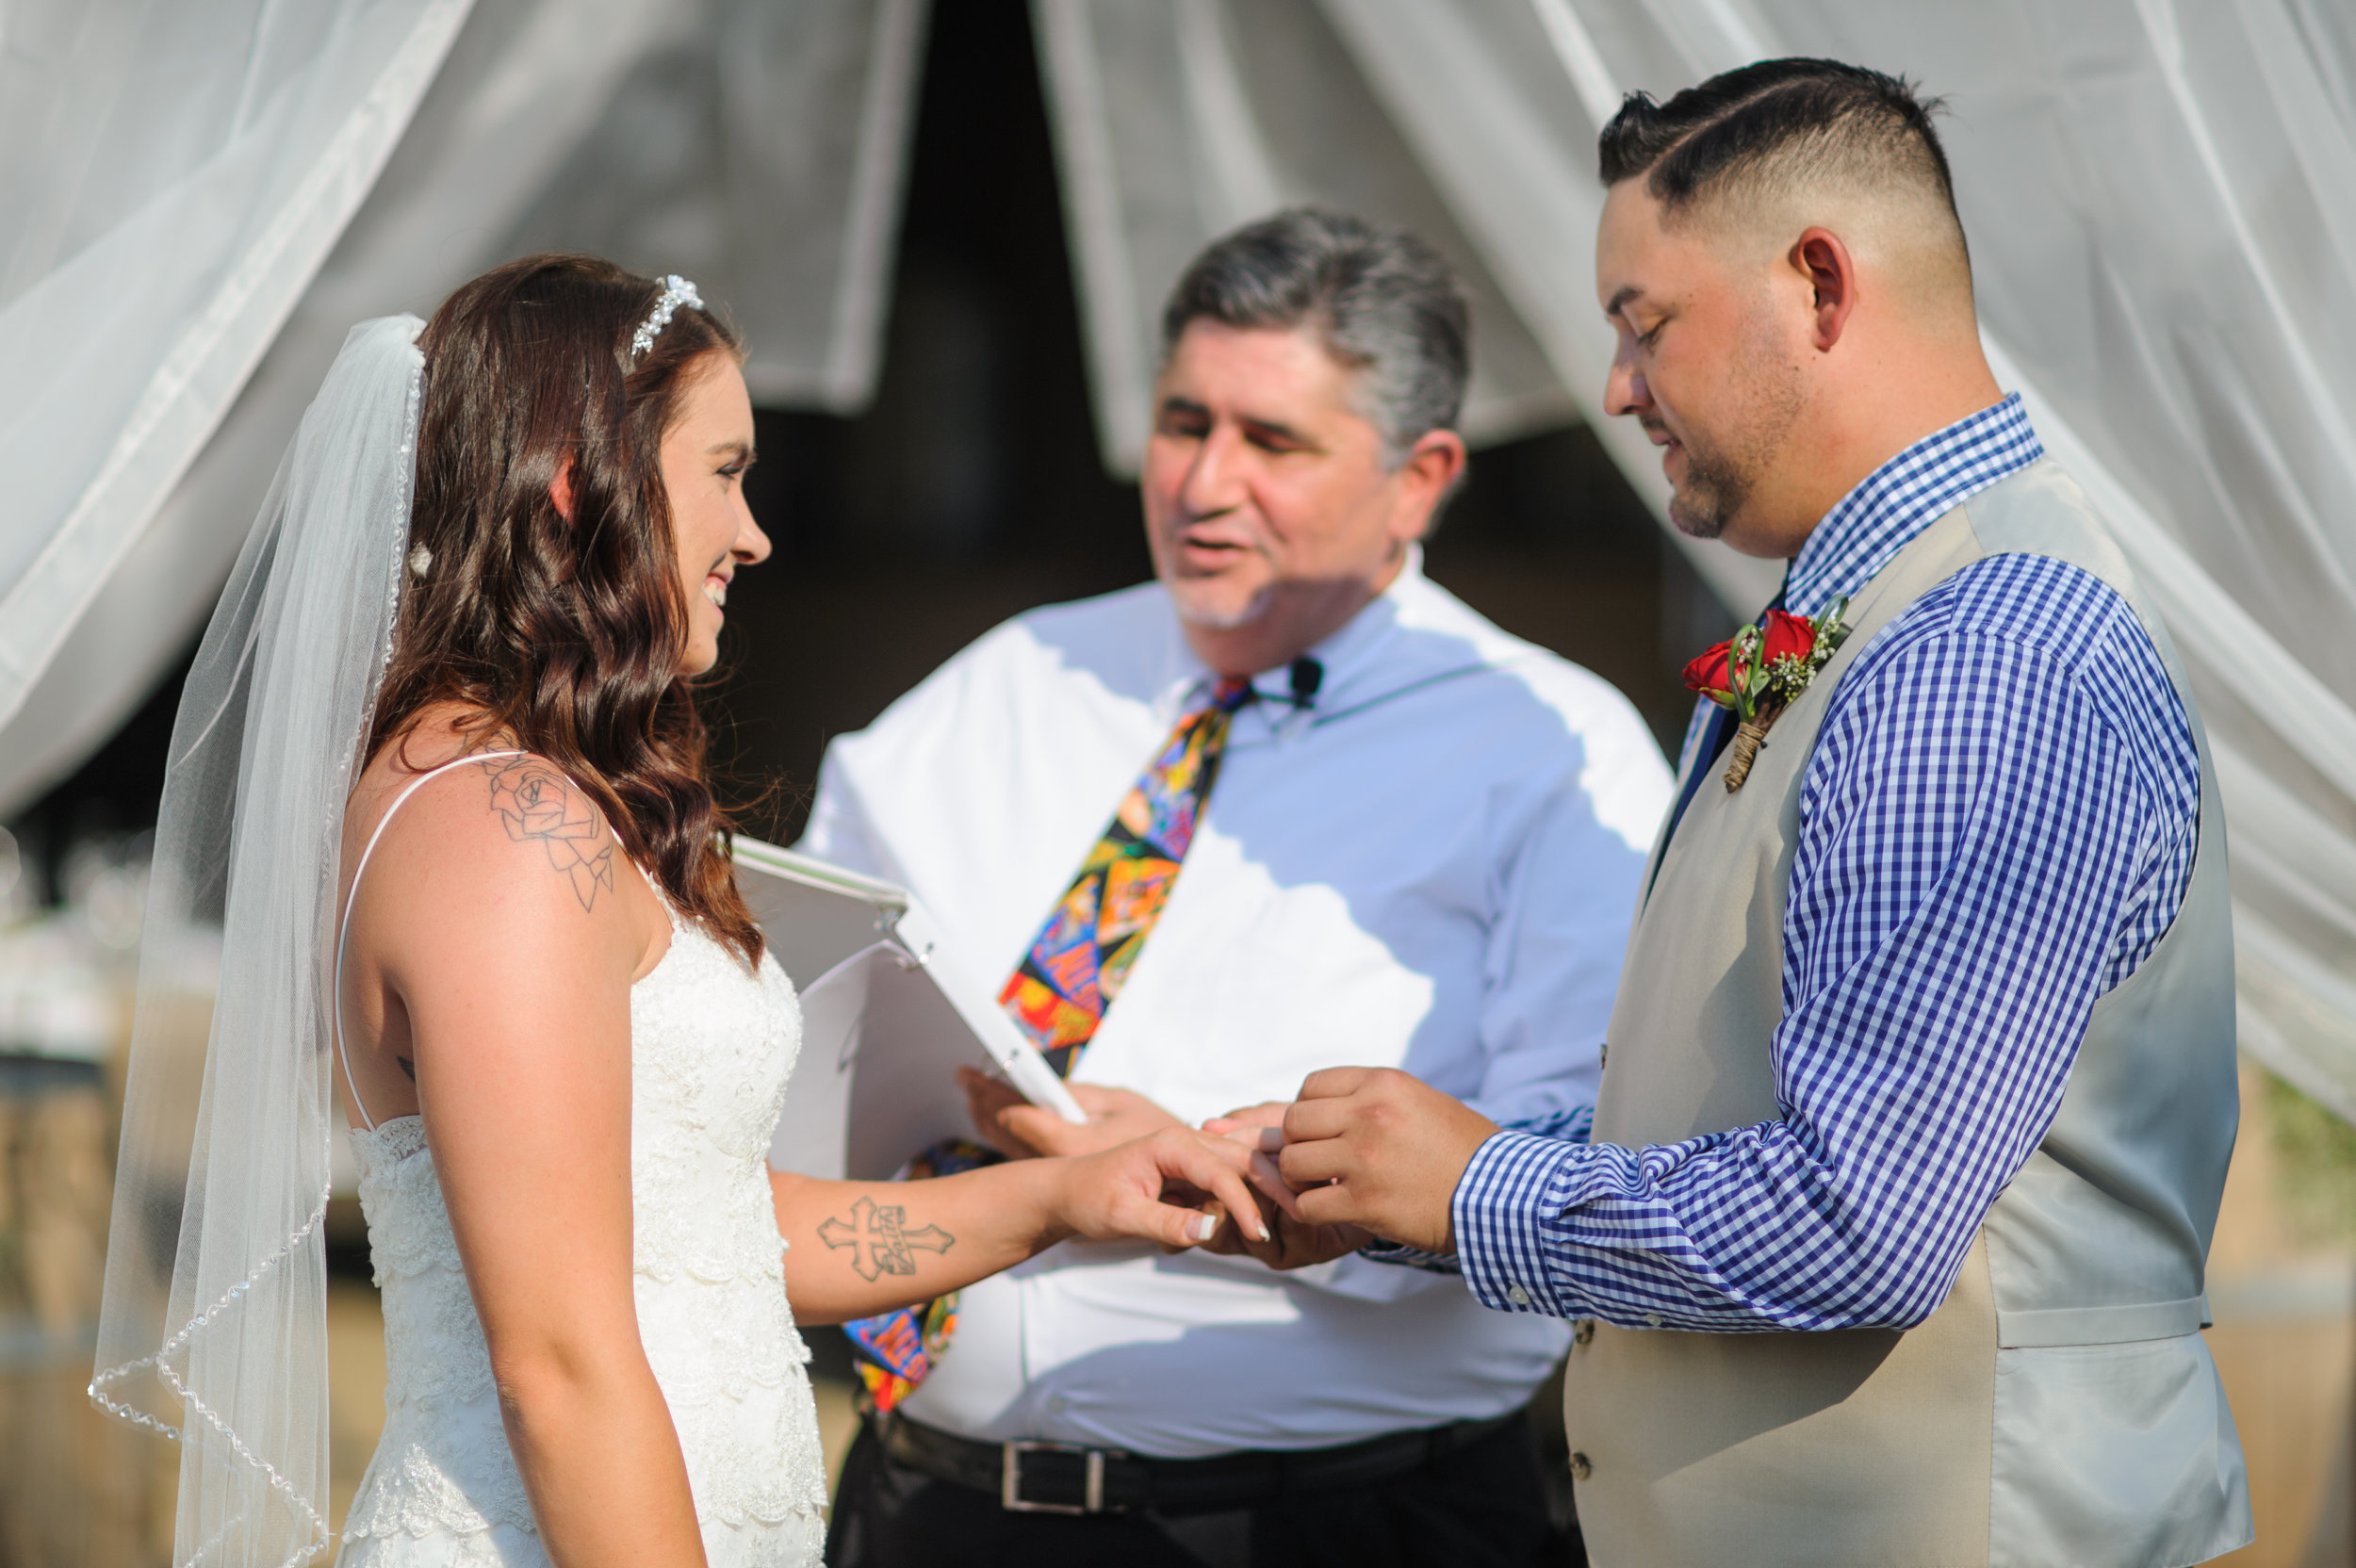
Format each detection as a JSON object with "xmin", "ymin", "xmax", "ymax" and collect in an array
[{"xmin": 797, "ymin": 552, "xmax": 1671, "ymax": 1457}]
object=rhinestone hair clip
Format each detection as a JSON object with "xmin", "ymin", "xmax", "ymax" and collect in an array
[{"xmin": 630, "ymin": 274, "xmax": 703, "ymax": 358}]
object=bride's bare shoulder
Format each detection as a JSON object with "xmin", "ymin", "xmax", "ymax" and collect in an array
[{"xmin": 345, "ymin": 706, "xmax": 627, "ymax": 923}]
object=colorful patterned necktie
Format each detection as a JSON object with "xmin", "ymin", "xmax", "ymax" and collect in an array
[
  {"xmin": 999, "ymin": 675, "xmax": 1256, "ymax": 1073},
  {"xmin": 843, "ymin": 676, "xmax": 1257, "ymax": 1411}
]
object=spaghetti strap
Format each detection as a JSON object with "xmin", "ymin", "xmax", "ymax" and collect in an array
[{"xmin": 335, "ymin": 751, "xmax": 526, "ymax": 1132}]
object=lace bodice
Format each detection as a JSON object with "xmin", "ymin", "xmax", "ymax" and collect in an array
[{"xmin": 336, "ymin": 915, "xmax": 827, "ymax": 1568}]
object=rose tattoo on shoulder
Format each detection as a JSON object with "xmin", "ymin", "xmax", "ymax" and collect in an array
[{"xmin": 483, "ymin": 756, "xmax": 617, "ymax": 911}]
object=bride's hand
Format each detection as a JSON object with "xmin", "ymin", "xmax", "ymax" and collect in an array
[
  {"xmin": 1047, "ymin": 1127, "xmax": 1273, "ymax": 1250},
  {"xmin": 1201, "ymin": 1102, "xmax": 1303, "ymax": 1223}
]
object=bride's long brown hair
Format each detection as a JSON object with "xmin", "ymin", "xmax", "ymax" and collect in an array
[{"xmin": 369, "ymin": 253, "xmax": 762, "ymax": 964}]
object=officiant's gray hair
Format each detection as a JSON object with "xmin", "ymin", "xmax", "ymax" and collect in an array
[{"xmin": 1161, "ymin": 208, "xmax": 1468, "ymax": 467}]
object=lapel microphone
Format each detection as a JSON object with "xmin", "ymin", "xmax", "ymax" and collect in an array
[{"xmin": 1287, "ymin": 656, "xmax": 1324, "ymax": 710}]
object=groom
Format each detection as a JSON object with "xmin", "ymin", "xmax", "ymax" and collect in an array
[{"xmin": 1251, "ymin": 58, "xmax": 2251, "ymax": 1567}]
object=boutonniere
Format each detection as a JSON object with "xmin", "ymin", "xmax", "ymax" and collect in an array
[{"xmin": 1684, "ymin": 598, "xmax": 1851, "ymax": 792}]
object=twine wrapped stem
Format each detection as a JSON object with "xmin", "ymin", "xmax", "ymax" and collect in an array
[{"xmin": 1723, "ymin": 700, "xmax": 1788, "ymax": 792}]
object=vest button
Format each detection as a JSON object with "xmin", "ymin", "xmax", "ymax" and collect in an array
[
  {"xmin": 1644, "ymin": 1312, "xmax": 1662, "ymax": 1327},
  {"xmin": 1573, "ymin": 1319, "xmax": 1595, "ymax": 1346},
  {"xmin": 1507, "ymin": 1284, "xmax": 1530, "ymax": 1306},
  {"xmin": 1570, "ymin": 1451, "xmax": 1593, "ymax": 1481}
]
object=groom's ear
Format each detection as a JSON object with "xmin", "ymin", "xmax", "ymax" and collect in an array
[{"xmin": 1792, "ymin": 227, "xmax": 1860, "ymax": 352}]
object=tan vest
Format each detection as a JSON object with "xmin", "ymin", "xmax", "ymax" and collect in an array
[{"xmin": 1562, "ymin": 463, "xmax": 2250, "ymax": 1567}]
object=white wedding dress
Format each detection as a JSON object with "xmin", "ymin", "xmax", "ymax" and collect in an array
[{"xmin": 335, "ymin": 818, "xmax": 829, "ymax": 1566}]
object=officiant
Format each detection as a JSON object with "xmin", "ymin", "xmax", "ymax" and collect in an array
[{"xmin": 797, "ymin": 207, "xmax": 1672, "ymax": 1566}]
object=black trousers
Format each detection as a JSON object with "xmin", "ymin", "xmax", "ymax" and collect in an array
[{"xmin": 823, "ymin": 1410, "xmax": 1583, "ymax": 1568}]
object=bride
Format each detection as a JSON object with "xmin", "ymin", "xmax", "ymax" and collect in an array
[{"xmin": 91, "ymin": 254, "xmax": 1265, "ymax": 1568}]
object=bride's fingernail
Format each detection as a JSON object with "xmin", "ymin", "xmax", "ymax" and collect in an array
[{"xmin": 1195, "ymin": 1214, "xmax": 1218, "ymax": 1242}]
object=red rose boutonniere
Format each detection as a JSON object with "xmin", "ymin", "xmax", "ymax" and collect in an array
[{"xmin": 1682, "ymin": 597, "xmax": 1852, "ymax": 791}]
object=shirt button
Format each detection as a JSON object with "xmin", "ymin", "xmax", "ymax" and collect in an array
[
  {"xmin": 1507, "ymin": 1284, "xmax": 1530, "ymax": 1307},
  {"xmin": 1570, "ymin": 1451, "xmax": 1594, "ymax": 1481},
  {"xmin": 1644, "ymin": 1313, "xmax": 1662, "ymax": 1327},
  {"xmin": 1573, "ymin": 1319, "xmax": 1595, "ymax": 1346}
]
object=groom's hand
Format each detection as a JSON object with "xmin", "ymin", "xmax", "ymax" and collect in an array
[{"xmin": 1277, "ymin": 1069, "xmax": 1499, "ymax": 1254}]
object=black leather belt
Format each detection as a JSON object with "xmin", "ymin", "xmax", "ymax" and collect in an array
[{"xmin": 879, "ymin": 1409, "xmax": 1521, "ymax": 1517}]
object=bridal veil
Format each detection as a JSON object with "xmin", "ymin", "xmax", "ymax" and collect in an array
[{"xmin": 92, "ymin": 315, "xmax": 426, "ymax": 1567}]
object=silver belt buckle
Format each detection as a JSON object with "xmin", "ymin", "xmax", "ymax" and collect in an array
[{"xmin": 1001, "ymin": 1440, "xmax": 1109, "ymax": 1514}]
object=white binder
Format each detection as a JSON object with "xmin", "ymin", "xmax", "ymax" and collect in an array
[{"xmin": 733, "ymin": 838, "xmax": 1085, "ymax": 1181}]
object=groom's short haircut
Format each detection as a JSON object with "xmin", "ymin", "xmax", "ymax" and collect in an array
[
  {"xmin": 1161, "ymin": 207, "xmax": 1469, "ymax": 466},
  {"xmin": 1598, "ymin": 59, "xmax": 1973, "ymax": 318}
]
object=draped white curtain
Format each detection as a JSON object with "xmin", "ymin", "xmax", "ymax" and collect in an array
[
  {"xmin": 0, "ymin": 0, "xmax": 925, "ymax": 820},
  {"xmin": 0, "ymin": 0, "xmax": 474, "ymax": 810},
  {"xmin": 1036, "ymin": 0, "xmax": 2356, "ymax": 1118},
  {"xmin": 1028, "ymin": 1, "xmax": 1584, "ymax": 477},
  {"xmin": 5, "ymin": 0, "xmax": 2353, "ymax": 1119}
]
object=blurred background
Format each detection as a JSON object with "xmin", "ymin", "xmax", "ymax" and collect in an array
[{"xmin": 5, "ymin": 0, "xmax": 2356, "ymax": 1561}]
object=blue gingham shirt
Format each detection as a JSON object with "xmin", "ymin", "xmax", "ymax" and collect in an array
[{"xmin": 1434, "ymin": 395, "xmax": 2203, "ymax": 1331}]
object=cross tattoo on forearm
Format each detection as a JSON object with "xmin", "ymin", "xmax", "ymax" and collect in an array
[{"xmin": 818, "ymin": 1195, "xmax": 956, "ymax": 1282}]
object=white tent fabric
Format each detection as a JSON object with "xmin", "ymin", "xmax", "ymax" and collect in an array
[
  {"xmin": 1030, "ymin": 0, "xmax": 1584, "ymax": 476},
  {"xmin": 0, "ymin": 0, "xmax": 924, "ymax": 820},
  {"xmin": 0, "ymin": 0, "xmax": 475, "ymax": 806},
  {"xmin": 3, "ymin": 0, "xmax": 2353, "ymax": 1118},
  {"xmin": 1039, "ymin": 0, "xmax": 2356, "ymax": 1117}
]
